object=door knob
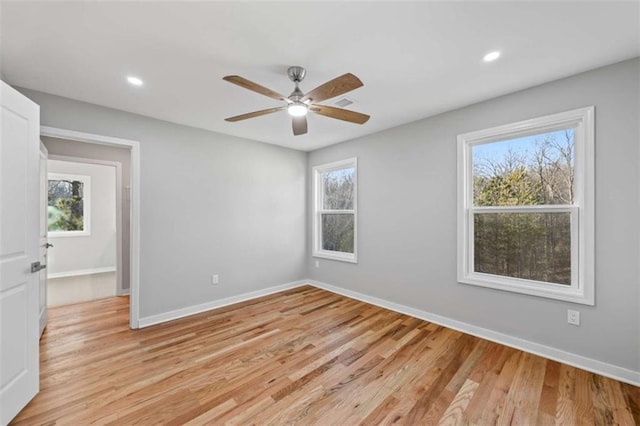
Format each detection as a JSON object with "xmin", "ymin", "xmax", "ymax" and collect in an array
[
  {"xmin": 31, "ymin": 261, "xmax": 47, "ymax": 273},
  {"xmin": 45, "ymin": 243, "xmax": 54, "ymax": 248}
]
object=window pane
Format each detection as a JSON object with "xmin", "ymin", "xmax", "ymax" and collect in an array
[
  {"xmin": 474, "ymin": 212, "xmax": 571, "ymax": 285},
  {"xmin": 472, "ymin": 129, "xmax": 574, "ymax": 206},
  {"xmin": 323, "ymin": 167, "xmax": 354, "ymax": 210},
  {"xmin": 48, "ymin": 179, "xmax": 85, "ymax": 231},
  {"xmin": 321, "ymin": 213, "xmax": 354, "ymax": 253}
]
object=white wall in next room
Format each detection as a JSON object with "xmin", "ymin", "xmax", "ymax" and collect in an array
[{"xmin": 47, "ymin": 159, "xmax": 117, "ymax": 306}]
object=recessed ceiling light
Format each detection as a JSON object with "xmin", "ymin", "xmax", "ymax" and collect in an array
[
  {"xmin": 127, "ymin": 76, "xmax": 143, "ymax": 86},
  {"xmin": 483, "ymin": 51, "xmax": 501, "ymax": 62}
]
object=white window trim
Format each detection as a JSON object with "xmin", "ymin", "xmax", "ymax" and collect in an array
[
  {"xmin": 48, "ymin": 172, "xmax": 91, "ymax": 237},
  {"xmin": 457, "ymin": 106, "xmax": 594, "ymax": 305},
  {"xmin": 312, "ymin": 157, "xmax": 358, "ymax": 263}
]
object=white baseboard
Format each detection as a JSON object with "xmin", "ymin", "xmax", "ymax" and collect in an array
[
  {"xmin": 47, "ymin": 271, "xmax": 117, "ymax": 307},
  {"xmin": 308, "ymin": 280, "xmax": 640, "ymax": 387},
  {"xmin": 137, "ymin": 280, "xmax": 308, "ymax": 328},
  {"xmin": 48, "ymin": 266, "xmax": 116, "ymax": 279}
]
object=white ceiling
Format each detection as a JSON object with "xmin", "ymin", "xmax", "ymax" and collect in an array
[{"xmin": 2, "ymin": 1, "xmax": 638, "ymax": 151}]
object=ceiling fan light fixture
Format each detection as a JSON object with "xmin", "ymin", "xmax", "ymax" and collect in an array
[{"xmin": 287, "ymin": 102, "xmax": 308, "ymax": 117}]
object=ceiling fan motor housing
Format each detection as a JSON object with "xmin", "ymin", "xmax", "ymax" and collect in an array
[
  {"xmin": 287, "ymin": 66, "xmax": 306, "ymax": 83},
  {"xmin": 287, "ymin": 66, "xmax": 306, "ymax": 101}
]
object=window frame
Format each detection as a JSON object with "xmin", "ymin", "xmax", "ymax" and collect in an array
[
  {"xmin": 312, "ymin": 157, "xmax": 358, "ymax": 263},
  {"xmin": 457, "ymin": 107, "xmax": 594, "ymax": 305},
  {"xmin": 48, "ymin": 172, "xmax": 92, "ymax": 237}
]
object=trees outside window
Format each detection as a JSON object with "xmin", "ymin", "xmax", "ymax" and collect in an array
[
  {"xmin": 48, "ymin": 173, "xmax": 91, "ymax": 236},
  {"xmin": 313, "ymin": 158, "xmax": 357, "ymax": 263},
  {"xmin": 458, "ymin": 107, "xmax": 594, "ymax": 305}
]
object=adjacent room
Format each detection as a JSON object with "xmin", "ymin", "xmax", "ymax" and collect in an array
[{"xmin": 1, "ymin": 1, "xmax": 638, "ymax": 424}]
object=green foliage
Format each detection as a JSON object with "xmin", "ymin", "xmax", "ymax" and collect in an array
[
  {"xmin": 475, "ymin": 167, "xmax": 543, "ymax": 206},
  {"xmin": 48, "ymin": 197, "xmax": 84, "ymax": 231},
  {"xmin": 474, "ymin": 213, "xmax": 571, "ymax": 285},
  {"xmin": 47, "ymin": 179, "xmax": 85, "ymax": 232}
]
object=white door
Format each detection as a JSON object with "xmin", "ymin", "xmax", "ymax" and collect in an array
[
  {"xmin": 39, "ymin": 142, "xmax": 48, "ymax": 337},
  {"xmin": 0, "ymin": 81, "xmax": 41, "ymax": 424}
]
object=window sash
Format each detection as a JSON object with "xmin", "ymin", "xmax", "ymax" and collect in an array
[
  {"xmin": 318, "ymin": 212, "xmax": 355, "ymax": 254},
  {"xmin": 467, "ymin": 206, "xmax": 579, "ymax": 289}
]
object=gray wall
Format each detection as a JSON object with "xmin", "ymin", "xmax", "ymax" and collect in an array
[
  {"xmin": 43, "ymin": 137, "xmax": 131, "ymax": 290},
  {"xmin": 308, "ymin": 58, "xmax": 640, "ymax": 372},
  {"xmin": 20, "ymin": 87, "xmax": 307, "ymax": 319}
]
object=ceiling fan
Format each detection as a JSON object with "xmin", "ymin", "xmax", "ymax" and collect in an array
[{"xmin": 223, "ymin": 66, "xmax": 370, "ymax": 136}]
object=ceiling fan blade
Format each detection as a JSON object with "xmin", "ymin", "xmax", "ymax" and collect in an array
[
  {"xmin": 224, "ymin": 106, "xmax": 286, "ymax": 122},
  {"xmin": 292, "ymin": 116, "xmax": 308, "ymax": 136},
  {"xmin": 301, "ymin": 73, "xmax": 363, "ymax": 103},
  {"xmin": 223, "ymin": 75, "xmax": 288, "ymax": 101},
  {"xmin": 309, "ymin": 105, "xmax": 370, "ymax": 124}
]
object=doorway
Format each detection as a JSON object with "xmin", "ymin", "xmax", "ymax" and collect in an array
[
  {"xmin": 46, "ymin": 157, "xmax": 122, "ymax": 306},
  {"xmin": 40, "ymin": 126, "xmax": 141, "ymax": 328}
]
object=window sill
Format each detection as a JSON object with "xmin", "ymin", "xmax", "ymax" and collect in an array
[
  {"xmin": 313, "ymin": 251, "xmax": 357, "ymax": 264},
  {"xmin": 458, "ymin": 272, "xmax": 594, "ymax": 305}
]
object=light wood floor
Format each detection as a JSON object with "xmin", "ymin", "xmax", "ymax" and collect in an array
[{"xmin": 12, "ymin": 286, "xmax": 639, "ymax": 425}]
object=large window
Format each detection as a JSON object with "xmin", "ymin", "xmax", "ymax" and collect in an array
[
  {"xmin": 457, "ymin": 107, "xmax": 594, "ymax": 304},
  {"xmin": 313, "ymin": 158, "xmax": 357, "ymax": 263}
]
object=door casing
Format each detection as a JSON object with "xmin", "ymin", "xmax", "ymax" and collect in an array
[{"xmin": 39, "ymin": 126, "xmax": 141, "ymax": 329}]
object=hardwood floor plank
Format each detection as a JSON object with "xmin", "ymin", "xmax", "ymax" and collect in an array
[
  {"xmin": 622, "ymin": 382, "xmax": 640, "ymax": 424},
  {"xmin": 478, "ymin": 348, "xmax": 523, "ymax": 424},
  {"xmin": 556, "ymin": 363, "xmax": 578, "ymax": 426},
  {"xmin": 464, "ymin": 344, "xmax": 511, "ymax": 424},
  {"xmin": 537, "ymin": 359, "xmax": 561, "ymax": 421},
  {"xmin": 10, "ymin": 286, "xmax": 639, "ymax": 425},
  {"xmin": 574, "ymin": 368, "xmax": 597, "ymax": 424},
  {"xmin": 438, "ymin": 378, "xmax": 479, "ymax": 425}
]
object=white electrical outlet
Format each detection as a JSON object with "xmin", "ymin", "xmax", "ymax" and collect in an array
[
  {"xmin": 212, "ymin": 274, "xmax": 219, "ymax": 285},
  {"xmin": 315, "ymin": 260, "xmax": 320, "ymax": 268},
  {"xmin": 567, "ymin": 309, "xmax": 580, "ymax": 326}
]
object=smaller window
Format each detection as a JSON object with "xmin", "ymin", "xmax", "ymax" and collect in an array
[
  {"xmin": 313, "ymin": 158, "xmax": 357, "ymax": 263},
  {"xmin": 48, "ymin": 173, "xmax": 91, "ymax": 237}
]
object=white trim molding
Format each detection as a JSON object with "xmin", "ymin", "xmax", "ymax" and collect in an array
[
  {"xmin": 308, "ymin": 280, "xmax": 639, "ymax": 387},
  {"xmin": 47, "ymin": 266, "xmax": 116, "ymax": 279},
  {"xmin": 138, "ymin": 280, "xmax": 308, "ymax": 328},
  {"xmin": 40, "ymin": 126, "xmax": 141, "ymax": 329},
  {"xmin": 457, "ymin": 106, "xmax": 595, "ymax": 305}
]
